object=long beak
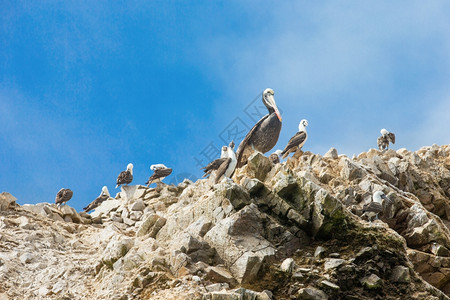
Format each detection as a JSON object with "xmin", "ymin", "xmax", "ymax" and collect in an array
[
  {"xmin": 382, "ymin": 195, "xmax": 392, "ymax": 204},
  {"xmin": 269, "ymin": 95, "xmax": 282, "ymax": 122},
  {"xmin": 274, "ymin": 106, "xmax": 282, "ymax": 122}
]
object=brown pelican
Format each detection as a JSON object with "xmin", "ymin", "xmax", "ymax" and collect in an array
[
  {"xmin": 202, "ymin": 141, "xmax": 237, "ymax": 183},
  {"xmin": 281, "ymin": 119, "xmax": 308, "ymax": 159},
  {"xmin": 377, "ymin": 129, "xmax": 395, "ymax": 151},
  {"xmin": 84, "ymin": 186, "xmax": 110, "ymax": 212},
  {"xmin": 146, "ymin": 164, "xmax": 173, "ymax": 186},
  {"xmin": 269, "ymin": 150, "xmax": 283, "ymax": 164},
  {"xmin": 362, "ymin": 191, "xmax": 392, "ymax": 222},
  {"xmin": 55, "ymin": 188, "xmax": 73, "ymax": 206},
  {"xmin": 236, "ymin": 88, "xmax": 282, "ymax": 167},
  {"xmin": 116, "ymin": 163, "xmax": 133, "ymax": 188}
]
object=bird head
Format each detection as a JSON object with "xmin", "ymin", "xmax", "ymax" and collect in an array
[
  {"xmin": 299, "ymin": 119, "xmax": 308, "ymax": 131},
  {"xmin": 101, "ymin": 186, "xmax": 110, "ymax": 197},
  {"xmin": 373, "ymin": 190, "xmax": 392, "ymax": 204},
  {"xmin": 380, "ymin": 128, "xmax": 389, "ymax": 136},
  {"xmin": 262, "ymin": 88, "xmax": 282, "ymax": 122}
]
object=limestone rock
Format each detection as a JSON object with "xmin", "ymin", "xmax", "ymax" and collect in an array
[
  {"xmin": 324, "ymin": 148, "xmax": 338, "ymax": 159},
  {"xmin": 102, "ymin": 237, "xmax": 134, "ymax": 268},
  {"xmin": 280, "ymin": 258, "xmax": 294, "ymax": 273},
  {"xmin": 0, "ymin": 192, "xmax": 16, "ymax": 211},
  {"xmin": 390, "ymin": 265, "xmax": 410, "ymax": 283},
  {"xmin": 136, "ymin": 214, "xmax": 166, "ymax": 237},
  {"xmin": 130, "ymin": 199, "xmax": 145, "ymax": 211},
  {"xmin": 297, "ymin": 287, "xmax": 328, "ymax": 300},
  {"xmin": 360, "ymin": 274, "xmax": 382, "ymax": 289}
]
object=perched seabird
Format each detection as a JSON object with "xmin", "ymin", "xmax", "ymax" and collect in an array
[
  {"xmin": 116, "ymin": 163, "xmax": 133, "ymax": 188},
  {"xmin": 362, "ymin": 191, "xmax": 392, "ymax": 222},
  {"xmin": 84, "ymin": 186, "xmax": 110, "ymax": 212},
  {"xmin": 146, "ymin": 164, "xmax": 173, "ymax": 186},
  {"xmin": 377, "ymin": 128, "xmax": 396, "ymax": 151},
  {"xmin": 222, "ymin": 141, "xmax": 237, "ymax": 179},
  {"xmin": 269, "ymin": 150, "xmax": 283, "ymax": 164},
  {"xmin": 202, "ymin": 141, "xmax": 237, "ymax": 183},
  {"xmin": 281, "ymin": 119, "xmax": 308, "ymax": 159},
  {"xmin": 202, "ymin": 145, "xmax": 229, "ymax": 178},
  {"xmin": 235, "ymin": 88, "xmax": 282, "ymax": 168},
  {"xmin": 55, "ymin": 188, "xmax": 73, "ymax": 206}
]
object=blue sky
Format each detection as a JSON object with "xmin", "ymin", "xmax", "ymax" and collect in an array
[{"xmin": 1, "ymin": 1, "xmax": 449, "ymax": 211}]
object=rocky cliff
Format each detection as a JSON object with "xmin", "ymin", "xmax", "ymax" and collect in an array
[{"xmin": 0, "ymin": 145, "xmax": 449, "ymax": 300}]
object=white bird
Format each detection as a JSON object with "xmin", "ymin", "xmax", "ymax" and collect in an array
[{"xmin": 281, "ymin": 119, "xmax": 308, "ymax": 159}]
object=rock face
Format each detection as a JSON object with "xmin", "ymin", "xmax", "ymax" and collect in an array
[{"xmin": 0, "ymin": 145, "xmax": 449, "ymax": 299}]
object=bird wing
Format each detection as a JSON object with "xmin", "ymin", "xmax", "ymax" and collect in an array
[
  {"xmin": 56, "ymin": 189, "xmax": 73, "ymax": 204},
  {"xmin": 388, "ymin": 132, "xmax": 395, "ymax": 144},
  {"xmin": 235, "ymin": 114, "xmax": 270, "ymax": 168},
  {"xmin": 363, "ymin": 202, "xmax": 383, "ymax": 213},
  {"xmin": 215, "ymin": 158, "xmax": 232, "ymax": 184},
  {"xmin": 55, "ymin": 189, "xmax": 64, "ymax": 203},
  {"xmin": 377, "ymin": 136, "xmax": 384, "ymax": 149},
  {"xmin": 84, "ymin": 195, "xmax": 107, "ymax": 212},
  {"xmin": 117, "ymin": 170, "xmax": 132, "ymax": 185},
  {"xmin": 281, "ymin": 131, "xmax": 307, "ymax": 156},
  {"xmin": 146, "ymin": 168, "xmax": 173, "ymax": 184},
  {"xmin": 202, "ymin": 158, "xmax": 228, "ymax": 174}
]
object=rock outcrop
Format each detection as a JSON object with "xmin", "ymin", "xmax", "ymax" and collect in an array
[{"xmin": 0, "ymin": 145, "xmax": 449, "ymax": 299}]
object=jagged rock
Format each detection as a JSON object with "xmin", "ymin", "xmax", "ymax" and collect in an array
[
  {"xmin": 360, "ymin": 274, "xmax": 382, "ymax": 289},
  {"xmin": 205, "ymin": 266, "xmax": 237, "ymax": 287},
  {"xmin": 91, "ymin": 199, "xmax": 121, "ymax": 218},
  {"xmin": 0, "ymin": 192, "xmax": 16, "ymax": 211},
  {"xmin": 205, "ymin": 283, "xmax": 230, "ymax": 293},
  {"xmin": 242, "ymin": 178, "xmax": 265, "ymax": 196},
  {"xmin": 324, "ymin": 148, "xmax": 338, "ymax": 159},
  {"xmin": 320, "ymin": 280, "xmax": 340, "ymax": 290},
  {"xmin": 314, "ymin": 246, "xmax": 326, "ymax": 258},
  {"xmin": 431, "ymin": 243, "xmax": 450, "ymax": 257},
  {"xmin": 1, "ymin": 145, "xmax": 450, "ymax": 299},
  {"xmin": 20, "ymin": 253, "xmax": 34, "ymax": 264},
  {"xmin": 390, "ymin": 265, "xmax": 411, "ymax": 283},
  {"xmin": 204, "ymin": 204, "xmax": 276, "ymax": 284},
  {"xmin": 102, "ymin": 237, "xmax": 134, "ymax": 268},
  {"xmin": 297, "ymin": 287, "xmax": 328, "ymax": 300},
  {"xmin": 339, "ymin": 157, "xmax": 365, "ymax": 181},
  {"xmin": 136, "ymin": 214, "xmax": 166, "ymax": 237},
  {"xmin": 246, "ymin": 152, "xmax": 273, "ymax": 181},
  {"xmin": 324, "ymin": 258, "xmax": 345, "ymax": 270},
  {"xmin": 130, "ymin": 199, "xmax": 145, "ymax": 211},
  {"xmin": 280, "ymin": 258, "xmax": 294, "ymax": 273}
]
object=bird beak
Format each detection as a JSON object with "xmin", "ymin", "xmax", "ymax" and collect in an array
[
  {"xmin": 268, "ymin": 94, "xmax": 282, "ymax": 122},
  {"xmin": 382, "ymin": 194, "xmax": 392, "ymax": 204},
  {"xmin": 274, "ymin": 106, "xmax": 282, "ymax": 122}
]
